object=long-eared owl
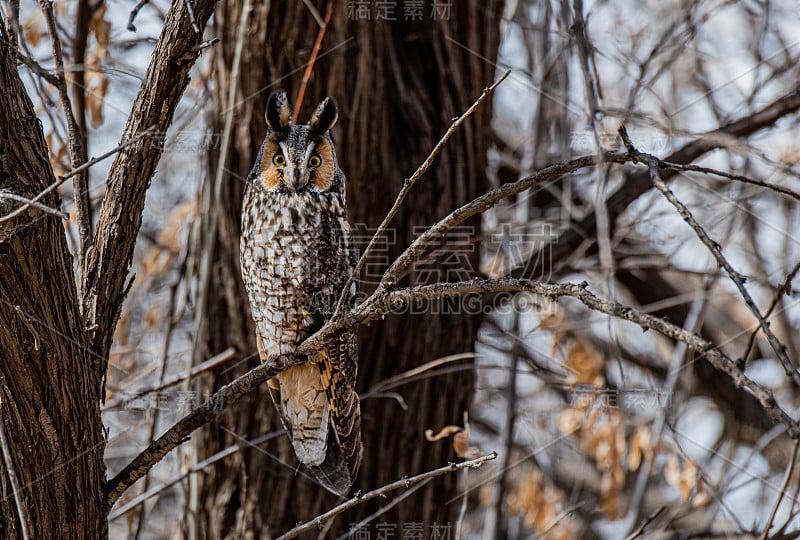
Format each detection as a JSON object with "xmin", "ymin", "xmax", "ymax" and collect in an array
[{"xmin": 240, "ymin": 91, "xmax": 361, "ymax": 495}]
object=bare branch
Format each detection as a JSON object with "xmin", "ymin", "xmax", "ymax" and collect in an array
[
  {"xmin": 293, "ymin": 0, "xmax": 333, "ymax": 118},
  {"xmin": 335, "ymin": 70, "xmax": 512, "ymax": 314},
  {"xmin": 659, "ymin": 160, "xmax": 800, "ymax": 202},
  {"xmin": 0, "ymin": 398, "xmax": 31, "ymax": 540},
  {"xmin": 127, "ymin": 0, "xmax": 150, "ymax": 32},
  {"xmin": 81, "ymin": 0, "xmax": 217, "ymax": 364},
  {"xmin": 380, "ymin": 151, "xmax": 632, "ymax": 287},
  {"xmin": 37, "ymin": 0, "xmax": 91, "ymax": 274},
  {"xmin": 760, "ymin": 439, "xmax": 800, "ymax": 540},
  {"xmin": 106, "ymin": 273, "xmax": 800, "ymax": 507},
  {"xmin": 0, "ymin": 191, "xmax": 68, "ymax": 221},
  {"xmin": 276, "ymin": 453, "xmax": 498, "ymax": 540},
  {"xmin": 509, "ymin": 86, "xmax": 800, "ymax": 281},
  {"xmin": 0, "ymin": 128, "xmax": 156, "ymax": 226},
  {"xmin": 630, "ymin": 141, "xmax": 800, "ymax": 386}
]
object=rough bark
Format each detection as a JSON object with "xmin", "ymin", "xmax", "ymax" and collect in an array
[
  {"xmin": 0, "ymin": 27, "xmax": 106, "ymax": 539},
  {"xmin": 0, "ymin": 0, "xmax": 220, "ymax": 536},
  {"xmin": 191, "ymin": 2, "xmax": 502, "ymax": 537}
]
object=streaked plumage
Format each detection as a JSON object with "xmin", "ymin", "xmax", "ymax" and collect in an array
[{"xmin": 240, "ymin": 91, "xmax": 361, "ymax": 495}]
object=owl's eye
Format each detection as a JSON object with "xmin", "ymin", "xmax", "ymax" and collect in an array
[
  {"xmin": 308, "ymin": 154, "xmax": 322, "ymax": 168},
  {"xmin": 272, "ymin": 153, "xmax": 286, "ymax": 167}
]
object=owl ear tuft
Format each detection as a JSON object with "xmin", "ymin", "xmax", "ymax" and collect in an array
[
  {"xmin": 265, "ymin": 90, "xmax": 292, "ymax": 131},
  {"xmin": 309, "ymin": 97, "xmax": 338, "ymax": 137}
]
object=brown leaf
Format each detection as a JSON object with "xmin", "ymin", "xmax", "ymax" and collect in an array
[
  {"xmin": 86, "ymin": 71, "xmax": 109, "ymax": 128},
  {"xmin": 424, "ymin": 425, "xmax": 461, "ymax": 442},
  {"xmin": 89, "ymin": 4, "xmax": 111, "ymax": 51},
  {"xmin": 564, "ymin": 339, "xmax": 605, "ymax": 386},
  {"xmin": 23, "ymin": 12, "xmax": 43, "ymax": 47},
  {"xmin": 453, "ymin": 426, "xmax": 481, "ymax": 459}
]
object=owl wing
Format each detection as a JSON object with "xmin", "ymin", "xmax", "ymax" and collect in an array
[
  {"xmin": 314, "ymin": 329, "xmax": 362, "ymax": 489},
  {"xmin": 307, "ymin": 212, "xmax": 362, "ymax": 494}
]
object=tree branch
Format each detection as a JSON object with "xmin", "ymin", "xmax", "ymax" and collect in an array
[
  {"xmin": 37, "ymin": 0, "xmax": 91, "ymax": 274},
  {"xmin": 106, "ymin": 274, "xmax": 800, "ymax": 508},
  {"xmin": 335, "ymin": 70, "xmax": 511, "ymax": 316},
  {"xmin": 0, "ymin": 398, "xmax": 31, "ymax": 540},
  {"xmin": 617, "ymin": 127, "xmax": 800, "ymax": 387},
  {"xmin": 0, "ymin": 128, "xmax": 156, "ymax": 226},
  {"xmin": 509, "ymin": 86, "xmax": 800, "ymax": 280},
  {"xmin": 276, "ymin": 453, "xmax": 498, "ymax": 540},
  {"xmin": 81, "ymin": 0, "xmax": 218, "ymax": 364}
]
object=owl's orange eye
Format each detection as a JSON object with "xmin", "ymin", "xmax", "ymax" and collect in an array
[
  {"xmin": 272, "ymin": 153, "xmax": 286, "ymax": 167},
  {"xmin": 308, "ymin": 154, "xmax": 322, "ymax": 168}
]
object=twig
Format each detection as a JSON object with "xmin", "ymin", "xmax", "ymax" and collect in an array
[
  {"xmin": 625, "ymin": 506, "xmax": 666, "ymax": 540},
  {"xmin": 625, "ymin": 283, "xmax": 709, "ymax": 533},
  {"xmin": 300, "ymin": 0, "xmax": 325, "ymax": 27},
  {"xmin": 276, "ymin": 453, "xmax": 498, "ymax": 540},
  {"xmin": 571, "ymin": 0, "xmax": 614, "ymax": 286},
  {"xmin": 103, "ymin": 347, "xmax": 236, "ymax": 410},
  {"xmin": 0, "ymin": 398, "xmax": 31, "ymax": 540},
  {"xmin": 360, "ymin": 352, "xmax": 476, "ymax": 399},
  {"xmin": 37, "ymin": 0, "xmax": 91, "ymax": 276},
  {"xmin": 127, "ymin": 0, "xmax": 150, "ymax": 31},
  {"xmin": 455, "ymin": 468, "xmax": 469, "ymax": 540},
  {"xmin": 183, "ymin": 0, "xmax": 201, "ymax": 33},
  {"xmin": 642, "ymin": 152, "xmax": 800, "ymax": 386},
  {"xmin": 132, "ymin": 244, "xmax": 190, "ymax": 540},
  {"xmin": 335, "ymin": 478, "xmax": 432, "ymax": 540},
  {"xmin": 660, "ymin": 160, "xmax": 800, "ymax": 202},
  {"xmin": 333, "ymin": 70, "xmax": 511, "ymax": 317},
  {"xmin": 293, "ymin": 0, "xmax": 333, "ymax": 119},
  {"xmin": 0, "ymin": 191, "xmax": 68, "ymax": 220},
  {"xmin": 539, "ymin": 502, "xmax": 585, "ymax": 537},
  {"xmin": 739, "ymin": 260, "xmax": 800, "ymax": 366},
  {"xmin": 760, "ymin": 439, "xmax": 800, "ymax": 540},
  {"xmin": 13, "ymin": 52, "xmax": 58, "ymax": 85},
  {"xmin": 378, "ymin": 150, "xmax": 632, "ymax": 288},
  {"xmin": 483, "ymin": 307, "xmax": 521, "ymax": 540},
  {"xmin": 0, "ymin": 127, "xmax": 156, "ymax": 225}
]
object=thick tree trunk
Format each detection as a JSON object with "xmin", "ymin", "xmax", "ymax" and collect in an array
[
  {"xmin": 192, "ymin": 2, "xmax": 502, "ymax": 537},
  {"xmin": 0, "ymin": 32, "xmax": 107, "ymax": 539}
]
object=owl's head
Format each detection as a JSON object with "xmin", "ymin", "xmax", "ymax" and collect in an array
[{"xmin": 250, "ymin": 90, "xmax": 342, "ymax": 194}]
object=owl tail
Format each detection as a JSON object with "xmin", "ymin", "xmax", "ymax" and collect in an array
[
  {"xmin": 307, "ymin": 419, "xmax": 363, "ymax": 497},
  {"xmin": 269, "ymin": 364, "xmax": 363, "ymax": 496}
]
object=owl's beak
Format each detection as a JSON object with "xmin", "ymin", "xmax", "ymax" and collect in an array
[{"xmin": 287, "ymin": 167, "xmax": 309, "ymax": 192}]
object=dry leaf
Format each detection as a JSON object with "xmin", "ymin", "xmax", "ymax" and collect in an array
[
  {"xmin": 453, "ymin": 426, "xmax": 481, "ymax": 459},
  {"xmin": 89, "ymin": 4, "xmax": 111, "ymax": 49},
  {"xmin": 627, "ymin": 425, "xmax": 653, "ymax": 472},
  {"xmin": 23, "ymin": 11, "xmax": 43, "ymax": 47},
  {"xmin": 425, "ymin": 425, "xmax": 461, "ymax": 442},
  {"xmin": 86, "ymin": 70, "xmax": 109, "ymax": 127},
  {"xmin": 564, "ymin": 339, "xmax": 605, "ymax": 386},
  {"xmin": 664, "ymin": 454, "xmax": 682, "ymax": 490}
]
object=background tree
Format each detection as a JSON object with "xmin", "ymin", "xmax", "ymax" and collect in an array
[{"xmin": 190, "ymin": 1, "xmax": 502, "ymax": 536}]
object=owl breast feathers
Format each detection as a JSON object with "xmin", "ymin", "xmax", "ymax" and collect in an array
[{"xmin": 240, "ymin": 91, "xmax": 362, "ymax": 496}]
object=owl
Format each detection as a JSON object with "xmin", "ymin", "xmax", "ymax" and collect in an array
[{"xmin": 240, "ymin": 90, "xmax": 362, "ymax": 496}]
